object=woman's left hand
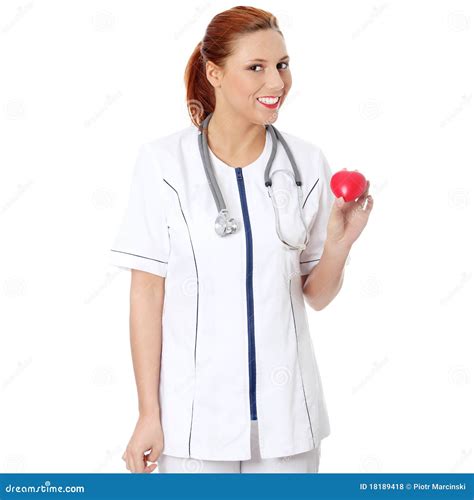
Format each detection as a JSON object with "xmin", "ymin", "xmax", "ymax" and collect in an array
[{"xmin": 326, "ymin": 175, "xmax": 374, "ymax": 250}]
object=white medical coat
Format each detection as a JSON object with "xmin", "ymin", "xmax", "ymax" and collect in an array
[{"xmin": 110, "ymin": 123, "xmax": 335, "ymax": 460}]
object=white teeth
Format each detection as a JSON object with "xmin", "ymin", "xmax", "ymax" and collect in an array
[{"xmin": 257, "ymin": 96, "xmax": 280, "ymax": 104}]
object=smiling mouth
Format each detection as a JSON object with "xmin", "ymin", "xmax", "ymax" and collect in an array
[{"xmin": 256, "ymin": 95, "xmax": 282, "ymax": 108}]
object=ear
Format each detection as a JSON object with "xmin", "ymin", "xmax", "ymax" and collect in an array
[{"xmin": 205, "ymin": 60, "xmax": 223, "ymax": 89}]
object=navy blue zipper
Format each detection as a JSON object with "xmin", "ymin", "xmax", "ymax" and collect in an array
[{"xmin": 235, "ymin": 167, "xmax": 257, "ymax": 420}]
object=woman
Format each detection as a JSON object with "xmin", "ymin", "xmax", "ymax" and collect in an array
[{"xmin": 110, "ymin": 6, "xmax": 373, "ymax": 474}]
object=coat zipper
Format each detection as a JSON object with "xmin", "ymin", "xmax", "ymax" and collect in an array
[{"xmin": 235, "ymin": 167, "xmax": 257, "ymax": 420}]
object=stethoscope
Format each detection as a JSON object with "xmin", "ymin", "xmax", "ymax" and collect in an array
[{"xmin": 198, "ymin": 112, "xmax": 309, "ymax": 251}]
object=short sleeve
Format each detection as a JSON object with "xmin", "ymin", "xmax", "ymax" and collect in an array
[
  {"xmin": 109, "ymin": 143, "xmax": 170, "ymax": 277},
  {"xmin": 299, "ymin": 149, "xmax": 336, "ymax": 275}
]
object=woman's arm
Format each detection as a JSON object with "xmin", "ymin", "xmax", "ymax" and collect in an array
[
  {"xmin": 302, "ymin": 242, "xmax": 350, "ymax": 311},
  {"xmin": 130, "ymin": 269, "xmax": 165, "ymax": 418},
  {"xmin": 302, "ymin": 177, "xmax": 373, "ymax": 311}
]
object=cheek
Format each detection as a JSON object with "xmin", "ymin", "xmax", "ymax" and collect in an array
[{"xmin": 230, "ymin": 74, "xmax": 257, "ymax": 98}]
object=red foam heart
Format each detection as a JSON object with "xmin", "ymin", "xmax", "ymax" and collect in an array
[{"xmin": 330, "ymin": 170, "xmax": 367, "ymax": 202}]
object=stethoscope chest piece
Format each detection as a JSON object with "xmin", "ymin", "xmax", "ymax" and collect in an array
[{"xmin": 215, "ymin": 209, "xmax": 238, "ymax": 236}]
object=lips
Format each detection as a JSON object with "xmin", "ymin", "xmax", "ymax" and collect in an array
[{"xmin": 256, "ymin": 95, "xmax": 282, "ymax": 110}]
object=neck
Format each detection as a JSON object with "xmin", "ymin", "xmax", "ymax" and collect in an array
[{"xmin": 206, "ymin": 110, "xmax": 266, "ymax": 160}]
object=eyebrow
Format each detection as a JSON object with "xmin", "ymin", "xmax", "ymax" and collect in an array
[{"xmin": 246, "ymin": 55, "xmax": 290, "ymax": 63}]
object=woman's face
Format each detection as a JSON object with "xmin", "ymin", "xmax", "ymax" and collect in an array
[{"xmin": 207, "ymin": 29, "xmax": 292, "ymax": 125}]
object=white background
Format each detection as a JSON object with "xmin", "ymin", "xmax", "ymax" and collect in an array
[{"xmin": 0, "ymin": 0, "xmax": 472, "ymax": 473}]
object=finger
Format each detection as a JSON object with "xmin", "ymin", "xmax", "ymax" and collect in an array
[
  {"xmin": 355, "ymin": 180, "xmax": 370, "ymax": 203},
  {"xmin": 361, "ymin": 179, "xmax": 370, "ymax": 197},
  {"xmin": 358, "ymin": 193, "xmax": 373, "ymax": 212},
  {"xmin": 365, "ymin": 195, "xmax": 374, "ymax": 211},
  {"xmin": 129, "ymin": 453, "xmax": 139, "ymax": 473},
  {"xmin": 147, "ymin": 446, "xmax": 161, "ymax": 463},
  {"xmin": 144, "ymin": 463, "xmax": 158, "ymax": 473}
]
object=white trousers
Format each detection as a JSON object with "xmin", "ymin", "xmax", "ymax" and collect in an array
[{"xmin": 157, "ymin": 420, "xmax": 321, "ymax": 473}]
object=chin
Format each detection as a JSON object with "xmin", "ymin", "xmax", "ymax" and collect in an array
[{"xmin": 260, "ymin": 110, "xmax": 279, "ymax": 126}]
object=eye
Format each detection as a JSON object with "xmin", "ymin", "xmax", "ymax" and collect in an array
[{"xmin": 248, "ymin": 62, "xmax": 290, "ymax": 72}]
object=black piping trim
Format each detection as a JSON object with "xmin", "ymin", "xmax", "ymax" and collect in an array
[
  {"xmin": 300, "ymin": 258, "xmax": 320, "ymax": 264},
  {"xmin": 289, "ymin": 276, "xmax": 316, "ymax": 448},
  {"xmin": 110, "ymin": 249, "xmax": 168, "ymax": 264},
  {"xmin": 163, "ymin": 178, "xmax": 199, "ymax": 459},
  {"xmin": 302, "ymin": 178, "xmax": 319, "ymax": 209}
]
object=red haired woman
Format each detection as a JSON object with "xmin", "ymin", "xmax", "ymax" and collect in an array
[{"xmin": 112, "ymin": 6, "xmax": 373, "ymax": 474}]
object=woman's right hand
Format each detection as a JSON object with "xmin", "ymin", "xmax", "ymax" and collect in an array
[{"xmin": 122, "ymin": 410, "xmax": 164, "ymax": 473}]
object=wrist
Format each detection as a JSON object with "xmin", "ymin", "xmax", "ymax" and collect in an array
[
  {"xmin": 139, "ymin": 404, "xmax": 161, "ymax": 419},
  {"xmin": 324, "ymin": 239, "xmax": 352, "ymax": 257}
]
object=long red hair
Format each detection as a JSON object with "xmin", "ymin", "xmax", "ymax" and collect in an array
[{"xmin": 184, "ymin": 6, "xmax": 283, "ymax": 129}]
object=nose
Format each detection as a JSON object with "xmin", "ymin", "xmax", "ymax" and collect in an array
[{"xmin": 266, "ymin": 67, "xmax": 285, "ymax": 93}]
